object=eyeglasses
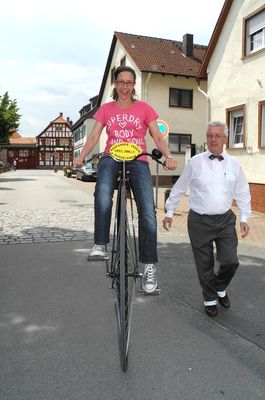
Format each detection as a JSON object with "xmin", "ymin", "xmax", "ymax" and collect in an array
[
  {"xmin": 207, "ymin": 134, "xmax": 226, "ymax": 139},
  {"xmin": 115, "ymin": 80, "xmax": 135, "ymax": 87}
]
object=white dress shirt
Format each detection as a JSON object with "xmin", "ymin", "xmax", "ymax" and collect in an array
[{"xmin": 165, "ymin": 150, "xmax": 251, "ymax": 222}]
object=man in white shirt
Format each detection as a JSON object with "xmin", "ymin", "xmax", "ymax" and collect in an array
[{"xmin": 163, "ymin": 121, "xmax": 251, "ymax": 317}]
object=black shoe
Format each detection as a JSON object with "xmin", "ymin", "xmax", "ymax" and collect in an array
[
  {"xmin": 218, "ymin": 294, "xmax": 230, "ymax": 308},
  {"xmin": 204, "ymin": 305, "xmax": 217, "ymax": 317}
]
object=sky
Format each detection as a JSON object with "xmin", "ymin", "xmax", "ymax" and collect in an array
[{"xmin": 0, "ymin": 0, "xmax": 225, "ymax": 137}]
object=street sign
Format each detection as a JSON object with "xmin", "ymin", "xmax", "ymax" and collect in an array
[{"xmin": 157, "ymin": 119, "xmax": 169, "ymax": 139}]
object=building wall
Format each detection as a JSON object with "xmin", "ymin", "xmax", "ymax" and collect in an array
[
  {"xmin": 73, "ymin": 115, "xmax": 101, "ymax": 162},
  {"xmin": 206, "ymin": 0, "xmax": 265, "ymax": 184},
  {"xmin": 7, "ymin": 147, "xmax": 38, "ymax": 169},
  {"xmin": 249, "ymin": 182, "xmax": 265, "ymax": 213},
  {"xmin": 142, "ymin": 73, "xmax": 207, "ymax": 177}
]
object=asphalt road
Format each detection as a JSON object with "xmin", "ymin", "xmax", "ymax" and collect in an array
[{"xmin": 0, "ymin": 170, "xmax": 265, "ymax": 400}]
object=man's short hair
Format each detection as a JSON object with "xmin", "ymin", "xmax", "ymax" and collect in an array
[{"xmin": 207, "ymin": 121, "xmax": 228, "ymax": 137}]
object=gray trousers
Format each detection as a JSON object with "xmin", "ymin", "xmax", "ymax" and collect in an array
[{"xmin": 188, "ymin": 209, "xmax": 239, "ymax": 302}]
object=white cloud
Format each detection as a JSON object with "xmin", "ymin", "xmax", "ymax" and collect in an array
[{"xmin": 0, "ymin": 0, "xmax": 225, "ymax": 136}]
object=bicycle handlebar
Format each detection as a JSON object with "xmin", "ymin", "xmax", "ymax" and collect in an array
[
  {"xmin": 134, "ymin": 148, "xmax": 163, "ymax": 165},
  {"xmin": 77, "ymin": 148, "xmax": 164, "ymax": 166}
]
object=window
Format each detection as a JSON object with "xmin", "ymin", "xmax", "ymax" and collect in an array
[
  {"xmin": 60, "ymin": 138, "xmax": 68, "ymax": 147},
  {"xmin": 82, "ymin": 124, "xmax": 87, "ymax": 138},
  {"xmin": 54, "ymin": 124, "xmax": 63, "ymax": 131},
  {"xmin": 259, "ymin": 101, "xmax": 265, "ymax": 147},
  {"xmin": 74, "ymin": 129, "xmax": 80, "ymax": 142},
  {"xmin": 168, "ymin": 133, "xmax": 191, "ymax": 153},
  {"xmin": 169, "ymin": 88, "xmax": 193, "ymax": 109},
  {"xmin": 244, "ymin": 7, "xmax": 265, "ymax": 56},
  {"xmin": 120, "ymin": 56, "xmax": 126, "ymax": 66},
  {"xmin": 226, "ymin": 106, "xmax": 245, "ymax": 148},
  {"xmin": 19, "ymin": 150, "xmax": 29, "ymax": 157}
]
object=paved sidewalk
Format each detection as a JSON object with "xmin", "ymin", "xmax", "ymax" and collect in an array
[
  {"xmin": 1, "ymin": 170, "xmax": 264, "ymax": 248},
  {"xmin": 155, "ymin": 191, "xmax": 265, "ymax": 247},
  {"xmin": 59, "ymin": 171, "xmax": 265, "ymax": 248}
]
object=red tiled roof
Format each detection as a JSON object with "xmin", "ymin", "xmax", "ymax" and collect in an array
[
  {"xmin": 52, "ymin": 115, "xmax": 67, "ymax": 124},
  {"xmin": 9, "ymin": 137, "xmax": 37, "ymax": 145},
  {"xmin": 114, "ymin": 32, "xmax": 207, "ymax": 78},
  {"xmin": 10, "ymin": 131, "xmax": 21, "ymax": 139}
]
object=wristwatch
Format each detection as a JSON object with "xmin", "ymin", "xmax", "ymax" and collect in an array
[{"xmin": 166, "ymin": 155, "xmax": 174, "ymax": 160}]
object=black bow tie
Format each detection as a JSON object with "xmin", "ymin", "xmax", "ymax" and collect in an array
[{"xmin": 209, "ymin": 154, "xmax": 224, "ymax": 161}]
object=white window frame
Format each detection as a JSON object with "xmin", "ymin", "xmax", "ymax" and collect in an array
[
  {"xmin": 227, "ymin": 108, "xmax": 244, "ymax": 149},
  {"xmin": 245, "ymin": 8, "xmax": 265, "ymax": 55}
]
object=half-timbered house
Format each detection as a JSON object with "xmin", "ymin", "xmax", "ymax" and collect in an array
[{"xmin": 36, "ymin": 113, "xmax": 73, "ymax": 168}]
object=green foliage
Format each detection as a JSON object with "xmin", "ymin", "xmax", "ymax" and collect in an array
[{"xmin": 0, "ymin": 92, "xmax": 21, "ymax": 142}]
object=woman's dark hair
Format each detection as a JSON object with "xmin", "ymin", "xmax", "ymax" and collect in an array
[{"xmin": 112, "ymin": 66, "xmax": 137, "ymax": 101}]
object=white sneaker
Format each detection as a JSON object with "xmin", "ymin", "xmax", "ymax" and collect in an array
[
  {"xmin": 89, "ymin": 244, "xmax": 108, "ymax": 258},
  {"xmin": 143, "ymin": 264, "xmax": 158, "ymax": 293}
]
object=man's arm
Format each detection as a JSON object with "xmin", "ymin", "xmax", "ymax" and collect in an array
[{"xmin": 163, "ymin": 161, "xmax": 193, "ymax": 230}]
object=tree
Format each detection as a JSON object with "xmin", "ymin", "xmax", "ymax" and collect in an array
[{"xmin": 0, "ymin": 92, "xmax": 21, "ymax": 143}]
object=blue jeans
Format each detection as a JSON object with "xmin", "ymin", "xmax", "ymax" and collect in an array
[{"xmin": 94, "ymin": 156, "xmax": 158, "ymax": 264}]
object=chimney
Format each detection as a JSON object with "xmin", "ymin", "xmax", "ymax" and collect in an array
[
  {"xmin": 183, "ymin": 34, "xmax": 193, "ymax": 57},
  {"xmin": 60, "ymin": 112, "xmax": 63, "ymax": 117}
]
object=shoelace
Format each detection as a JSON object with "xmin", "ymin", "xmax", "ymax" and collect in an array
[
  {"xmin": 93, "ymin": 244, "xmax": 105, "ymax": 252},
  {"xmin": 145, "ymin": 264, "xmax": 156, "ymax": 282}
]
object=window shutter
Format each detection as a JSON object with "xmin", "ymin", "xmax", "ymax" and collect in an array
[
  {"xmin": 169, "ymin": 88, "xmax": 192, "ymax": 108},
  {"xmin": 248, "ymin": 9, "xmax": 265, "ymax": 35},
  {"xmin": 181, "ymin": 90, "xmax": 193, "ymax": 108},
  {"xmin": 170, "ymin": 89, "xmax": 181, "ymax": 107}
]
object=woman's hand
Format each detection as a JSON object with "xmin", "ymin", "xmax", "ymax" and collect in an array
[
  {"xmin": 73, "ymin": 157, "xmax": 84, "ymax": 166},
  {"xmin": 163, "ymin": 158, "xmax": 177, "ymax": 170}
]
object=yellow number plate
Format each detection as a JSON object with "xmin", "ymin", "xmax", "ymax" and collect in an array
[{"xmin": 109, "ymin": 142, "xmax": 142, "ymax": 161}]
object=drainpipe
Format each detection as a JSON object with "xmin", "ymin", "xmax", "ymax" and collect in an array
[
  {"xmin": 144, "ymin": 73, "xmax": 152, "ymax": 101},
  {"xmin": 197, "ymin": 84, "xmax": 210, "ymax": 127},
  {"xmin": 144, "ymin": 73, "xmax": 160, "ymax": 207}
]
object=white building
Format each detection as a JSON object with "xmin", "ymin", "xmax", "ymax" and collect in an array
[{"xmin": 198, "ymin": 0, "xmax": 265, "ymax": 212}]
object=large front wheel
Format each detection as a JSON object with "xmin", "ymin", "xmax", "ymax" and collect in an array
[{"xmin": 111, "ymin": 182, "xmax": 138, "ymax": 372}]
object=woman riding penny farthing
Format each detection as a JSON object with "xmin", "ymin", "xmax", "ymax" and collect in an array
[{"xmin": 73, "ymin": 65, "xmax": 176, "ymax": 370}]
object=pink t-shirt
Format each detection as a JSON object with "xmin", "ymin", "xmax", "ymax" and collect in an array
[{"xmin": 94, "ymin": 100, "xmax": 158, "ymax": 161}]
